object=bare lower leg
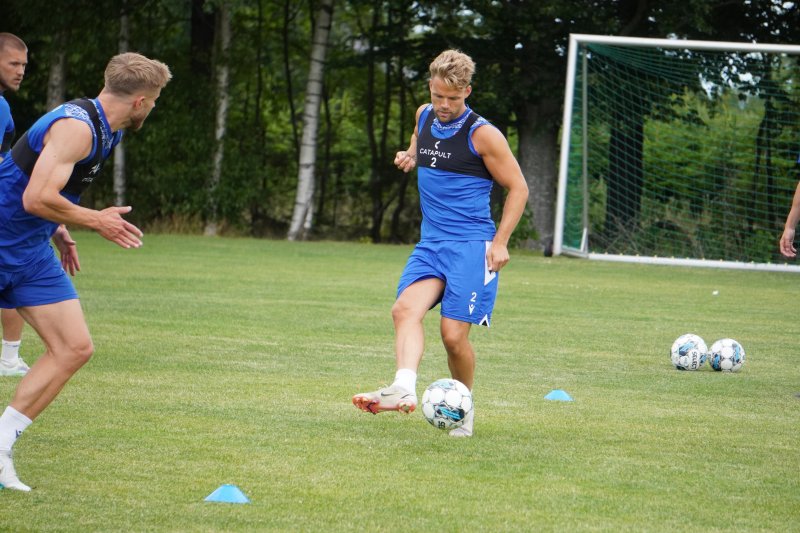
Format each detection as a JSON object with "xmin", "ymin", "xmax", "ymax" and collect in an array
[
  {"xmin": 10, "ymin": 352, "xmax": 85, "ymax": 419},
  {"xmin": 13, "ymin": 302, "xmax": 93, "ymax": 420},
  {"xmin": 392, "ymin": 278, "xmax": 445, "ymax": 372},
  {"xmin": 394, "ymin": 319, "xmax": 426, "ymax": 371},
  {"xmin": 442, "ymin": 318, "xmax": 476, "ymax": 437},
  {"xmin": 1, "ymin": 309, "xmax": 25, "ymax": 343},
  {"xmin": 441, "ymin": 317, "xmax": 475, "ymax": 390}
]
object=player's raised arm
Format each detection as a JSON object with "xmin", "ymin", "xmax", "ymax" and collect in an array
[
  {"xmin": 22, "ymin": 119, "xmax": 143, "ymax": 249},
  {"xmin": 472, "ymin": 124, "xmax": 529, "ymax": 272}
]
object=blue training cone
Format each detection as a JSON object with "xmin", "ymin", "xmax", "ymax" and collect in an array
[
  {"xmin": 205, "ymin": 484, "xmax": 250, "ymax": 504},
  {"xmin": 544, "ymin": 389, "xmax": 574, "ymax": 402}
]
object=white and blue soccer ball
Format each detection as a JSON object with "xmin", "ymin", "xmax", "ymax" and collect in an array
[
  {"xmin": 670, "ymin": 333, "xmax": 708, "ymax": 370},
  {"xmin": 421, "ymin": 378, "xmax": 473, "ymax": 430},
  {"xmin": 709, "ymin": 338, "xmax": 745, "ymax": 372}
]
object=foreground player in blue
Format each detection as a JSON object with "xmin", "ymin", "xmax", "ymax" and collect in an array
[
  {"xmin": 0, "ymin": 53, "xmax": 171, "ymax": 491},
  {"xmin": 353, "ymin": 50, "xmax": 529, "ymax": 437},
  {"xmin": 0, "ymin": 33, "xmax": 30, "ymax": 377}
]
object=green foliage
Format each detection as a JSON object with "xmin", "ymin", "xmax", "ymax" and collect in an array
[
  {"xmin": 1, "ymin": 234, "xmax": 798, "ymax": 531},
  {"xmin": 3, "ymin": 0, "xmax": 800, "ymax": 245}
]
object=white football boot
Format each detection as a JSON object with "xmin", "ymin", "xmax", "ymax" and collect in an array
[
  {"xmin": 0, "ymin": 450, "xmax": 31, "ymax": 491},
  {"xmin": 352, "ymin": 384, "xmax": 417, "ymax": 414},
  {"xmin": 0, "ymin": 357, "xmax": 30, "ymax": 377},
  {"xmin": 449, "ymin": 407, "xmax": 474, "ymax": 438}
]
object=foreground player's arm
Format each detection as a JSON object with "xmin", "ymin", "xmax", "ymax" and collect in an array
[
  {"xmin": 21, "ymin": 118, "xmax": 143, "ymax": 249},
  {"xmin": 394, "ymin": 104, "xmax": 426, "ymax": 173},
  {"xmin": 472, "ymin": 125, "xmax": 529, "ymax": 272},
  {"xmin": 780, "ymin": 181, "xmax": 800, "ymax": 258}
]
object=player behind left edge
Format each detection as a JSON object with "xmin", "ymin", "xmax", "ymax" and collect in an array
[
  {"xmin": 0, "ymin": 53, "xmax": 171, "ymax": 491},
  {"xmin": 0, "ymin": 32, "xmax": 30, "ymax": 377}
]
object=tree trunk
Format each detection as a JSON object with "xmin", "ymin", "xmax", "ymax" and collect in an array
[
  {"xmin": 46, "ymin": 31, "xmax": 68, "ymax": 111},
  {"xmin": 113, "ymin": 1, "xmax": 130, "ymax": 207},
  {"xmin": 204, "ymin": 1, "xmax": 231, "ymax": 236},
  {"xmin": 517, "ymin": 98, "xmax": 560, "ymax": 251},
  {"xmin": 287, "ymin": 0, "xmax": 334, "ymax": 241},
  {"xmin": 315, "ymin": 84, "xmax": 332, "ymax": 226}
]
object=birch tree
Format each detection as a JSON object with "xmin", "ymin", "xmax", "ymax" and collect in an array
[
  {"xmin": 204, "ymin": 1, "xmax": 232, "ymax": 236},
  {"xmin": 46, "ymin": 31, "xmax": 67, "ymax": 111},
  {"xmin": 113, "ymin": 0, "xmax": 130, "ymax": 206},
  {"xmin": 287, "ymin": 0, "xmax": 334, "ymax": 241}
]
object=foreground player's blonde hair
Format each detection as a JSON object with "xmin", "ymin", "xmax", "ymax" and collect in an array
[
  {"xmin": 104, "ymin": 52, "xmax": 172, "ymax": 96},
  {"xmin": 429, "ymin": 49, "xmax": 475, "ymax": 90}
]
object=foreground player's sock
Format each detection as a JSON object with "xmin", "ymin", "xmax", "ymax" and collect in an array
[
  {"xmin": 1, "ymin": 340, "xmax": 21, "ymax": 364},
  {"xmin": 392, "ymin": 368, "xmax": 417, "ymax": 394},
  {"xmin": 0, "ymin": 406, "xmax": 31, "ymax": 451}
]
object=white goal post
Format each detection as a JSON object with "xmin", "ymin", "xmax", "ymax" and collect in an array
[{"xmin": 554, "ymin": 34, "xmax": 800, "ymax": 272}]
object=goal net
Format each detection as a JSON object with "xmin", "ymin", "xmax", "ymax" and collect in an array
[{"xmin": 554, "ymin": 34, "xmax": 800, "ymax": 272}]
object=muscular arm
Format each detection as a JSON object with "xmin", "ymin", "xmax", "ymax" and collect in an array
[
  {"xmin": 21, "ymin": 118, "xmax": 143, "ymax": 249},
  {"xmin": 472, "ymin": 125, "xmax": 529, "ymax": 271}
]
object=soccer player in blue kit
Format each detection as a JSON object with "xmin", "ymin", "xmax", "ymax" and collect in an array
[
  {"xmin": 0, "ymin": 33, "xmax": 31, "ymax": 377},
  {"xmin": 0, "ymin": 53, "xmax": 171, "ymax": 491},
  {"xmin": 353, "ymin": 50, "xmax": 529, "ymax": 437}
]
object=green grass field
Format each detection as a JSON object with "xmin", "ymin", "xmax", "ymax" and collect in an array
[{"xmin": 1, "ymin": 233, "xmax": 798, "ymax": 532}]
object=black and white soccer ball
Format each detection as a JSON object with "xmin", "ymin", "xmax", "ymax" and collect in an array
[
  {"xmin": 709, "ymin": 338, "xmax": 745, "ymax": 372},
  {"xmin": 670, "ymin": 333, "xmax": 708, "ymax": 370},
  {"xmin": 421, "ymin": 378, "xmax": 473, "ymax": 430}
]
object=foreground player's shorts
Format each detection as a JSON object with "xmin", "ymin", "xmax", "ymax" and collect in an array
[
  {"xmin": 397, "ymin": 240, "xmax": 498, "ymax": 327},
  {"xmin": 0, "ymin": 252, "xmax": 78, "ymax": 308}
]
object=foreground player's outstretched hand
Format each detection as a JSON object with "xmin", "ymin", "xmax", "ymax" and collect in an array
[
  {"xmin": 394, "ymin": 150, "xmax": 417, "ymax": 173},
  {"xmin": 96, "ymin": 206, "xmax": 143, "ymax": 249},
  {"xmin": 53, "ymin": 225, "xmax": 81, "ymax": 276},
  {"xmin": 780, "ymin": 227, "xmax": 796, "ymax": 258}
]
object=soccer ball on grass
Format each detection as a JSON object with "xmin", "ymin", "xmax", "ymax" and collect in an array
[
  {"xmin": 709, "ymin": 338, "xmax": 745, "ymax": 372},
  {"xmin": 670, "ymin": 333, "xmax": 707, "ymax": 370},
  {"xmin": 421, "ymin": 378, "xmax": 473, "ymax": 430}
]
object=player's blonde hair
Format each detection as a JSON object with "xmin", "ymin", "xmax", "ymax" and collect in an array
[
  {"xmin": 104, "ymin": 52, "xmax": 172, "ymax": 96},
  {"xmin": 0, "ymin": 33, "xmax": 27, "ymax": 53},
  {"xmin": 428, "ymin": 49, "xmax": 475, "ymax": 90}
]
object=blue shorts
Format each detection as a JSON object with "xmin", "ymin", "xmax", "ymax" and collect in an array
[
  {"xmin": 397, "ymin": 240, "xmax": 498, "ymax": 327},
  {"xmin": 0, "ymin": 251, "xmax": 78, "ymax": 308}
]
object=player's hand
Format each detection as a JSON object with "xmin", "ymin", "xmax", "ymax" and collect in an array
[
  {"xmin": 53, "ymin": 225, "xmax": 81, "ymax": 276},
  {"xmin": 486, "ymin": 242, "xmax": 510, "ymax": 273},
  {"xmin": 394, "ymin": 150, "xmax": 416, "ymax": 173},
  {"xmin": 95, "ymin": 206, "xmax": 143, "ymax": 249},
  {"xmin": 780, "ymin": 227, "xmax": 796, "ymax": 258}
]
